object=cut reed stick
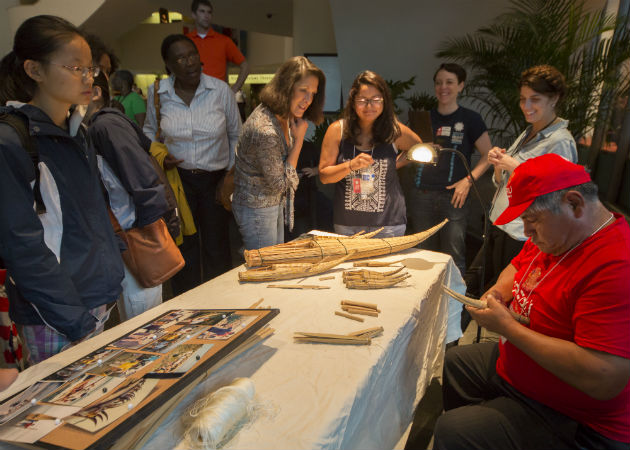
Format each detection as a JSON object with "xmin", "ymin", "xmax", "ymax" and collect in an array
[
  {"xmin": 348, "ymin": 326, "xmax": 384, "ymax": 337},
  {"xmin": 248, "ymin": 298, "xmax": 264, "ymax": 309},
  {"xmin": 341, "ymin": 300, "xmax": 379, "ymax": 311},
  {"xmin": 267, "ymin": 284, "xmax": 330, "ymax": 290},
  {"xmin": 335, "ymin": 310, "xmax": 364, "ymax": 322},
  {"xmin": 441, "ymin": 285, "xmax": 530, "ymax": 325},
  {"xmin": 294, "ymin": 331, "xmax": 368, "ymax": 340},
  {"xmin": 342, "ymin": 304, "xmax": 381, "ymax": 314},
  {"xmin": 293, "ymin": 337, "xmax": 371, "ymax": 345},
  {"xmin": 319, "ymin": 275, "xmax": 335, "ymax": 281},
  {"xmin": 352, "ymin": 259, "xmax": 405, "ymax": 267},
  {"xmin": 342, "ymin": 306, "xmax": 379, "ymax": 317}
]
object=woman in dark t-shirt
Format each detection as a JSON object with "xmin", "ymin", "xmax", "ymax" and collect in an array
[
  {"xmin": 408, "ymin": 63, "xmax": 492, "ymax": 275},
  {"xmin": 319, "ymin": 70, "xmax": 421, "ymax": 237}
]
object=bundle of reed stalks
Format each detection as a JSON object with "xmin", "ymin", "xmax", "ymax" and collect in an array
[
  {"xmin": 293, "ymin": 326, "xmax": 384, "ymax": 345},
  {"xmin": 244, "ymin": 219, "xmax": 447, "ymax": 267},
  {"xmin": 342, "ymin": 267, "xmax": 410, "ymax": 289},
  {"xmin": 339, "ymin": 300, "xmax": 381, "ymax": 316}
]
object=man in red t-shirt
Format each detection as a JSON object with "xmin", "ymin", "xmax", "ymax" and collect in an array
[
  {"xmin": 187, "ymin": 0, "xmax": 250, "ymax": 93},
  {"xmin": 433, "ymin": 154, "xmax": 630, "ymax": 450}
]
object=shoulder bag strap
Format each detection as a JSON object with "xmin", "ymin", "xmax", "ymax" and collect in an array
[{"xmin": 153, "ymin": 79, "xmax": 162, "ymax": 142}]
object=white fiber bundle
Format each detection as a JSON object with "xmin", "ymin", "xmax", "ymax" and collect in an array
[{"xmin": 186, "ymin": 377, "xmax": 255, "ymax": 448}]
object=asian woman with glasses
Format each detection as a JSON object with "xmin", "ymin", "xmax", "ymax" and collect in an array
[
  {"xmin": 319, "ymin": 70, "xmax": 421, "ymax": 237},
  {"xmin": 0, "ymin": 16, "xmax": 124, "ymax": 363}
]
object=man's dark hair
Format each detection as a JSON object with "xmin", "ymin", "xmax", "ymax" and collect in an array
[
  {"xmin": 528, "ymin": 181, "xmax": 599, "ymax": 215},
  {"xmin": 191, "ymin": 0, "xmax": 213, "ymax": 13},
  {"xmin": 433, "ymin": 63, "xmax": 467, "ymax": 84}
]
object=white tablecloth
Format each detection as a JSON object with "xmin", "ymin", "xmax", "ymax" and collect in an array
[{"xmin": 0, "ymin": 248, "xmax": 464, "ymax": 450}]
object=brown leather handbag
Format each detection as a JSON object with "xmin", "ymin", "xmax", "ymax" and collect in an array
[{"xmin": 109, "ymin": 210, "xmax": 184, "ymax": 288}]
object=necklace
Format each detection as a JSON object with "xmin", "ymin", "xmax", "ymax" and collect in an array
[
  {"xmin": 523, "ymin": 116, "xmax": 557, "ymax": 145},
  {"xmin": 515, "ymin": 213, "xmax": 614, "ymax": 319}
]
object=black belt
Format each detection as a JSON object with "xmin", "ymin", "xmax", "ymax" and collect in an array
[{"xmin": 178, "ymin": 168, "xmax": 211, "ymax": 175}]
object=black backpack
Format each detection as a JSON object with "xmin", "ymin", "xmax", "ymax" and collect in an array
[{"xmin": 0, "ymin": 111, "xmax": 45, "ymax": 214}]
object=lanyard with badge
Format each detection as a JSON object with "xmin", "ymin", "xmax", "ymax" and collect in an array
[{"xmin": 351, "ymin": 145, "xmax": 375, "ymax": 198}]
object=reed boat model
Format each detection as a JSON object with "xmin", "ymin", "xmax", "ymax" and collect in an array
[
  {"xmin": 238, "ymin": 253, "xmax": 354, "ymax": 282},
  {"xmin": 243, "ymin": 219, "xmax": 448, "ymax": 268}
]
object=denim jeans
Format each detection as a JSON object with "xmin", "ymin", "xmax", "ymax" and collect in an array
[
  {"xmin": 407, "ymin": 188, "xmax": 468, "ymax": 275},
  {"xmin": 333, "ymin": 223, "xmax": 406, "ymax": 238},
  {"xmin": 233, "ymin": 202, "xmax": 284, "ymax": 250}
]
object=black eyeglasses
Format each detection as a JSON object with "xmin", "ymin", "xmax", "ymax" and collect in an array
[
  {"xmin": 175, "ymin": 53, "xmax": 201, "ymax": 66},
  {"xmin": 48, "ymin": 62, "xmax": 101, "ymax": 79},
  {"xmin": 355, "ymin": 97, "xmax": 384, "ymax": 107}
]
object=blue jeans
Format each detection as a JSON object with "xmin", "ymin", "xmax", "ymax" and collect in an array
[
  {"xmin": 407, "ymin": 188, "xmax": 468, "ymax": 275},
  {"xmin": 233, "ymin": 202, "xmax": 284, "ymax": 250},
  {"xmin": 333, "ymin": 223, "xmax": 406, "ymax": 238}
]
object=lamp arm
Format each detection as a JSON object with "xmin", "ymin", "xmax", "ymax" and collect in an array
[{"xmin": 439, "ymin": 148, "xmax": 490, "ymax": 326}]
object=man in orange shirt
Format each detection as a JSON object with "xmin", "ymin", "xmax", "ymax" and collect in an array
[{"xmin": 187, "ymin": 0, "xmax": 250, "ymax": 93}]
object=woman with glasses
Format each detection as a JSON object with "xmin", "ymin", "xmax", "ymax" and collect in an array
[
  {"xmin": 0, "ymin": 15, "xmax": 124, "ymax": 363},
  {"xmin": 319, "ymin": 70, "xmax": 421, "ymax": 237},
  {"xmin": 408, "ymin": 63, "xmax": 492, "ymax": 276},
  {"xmin": 144, "ymin": 34, "xmax": 241, "ymax": 295},
  {"xmin": 232, "ymin": 56, "xmax": 326, "ymax": 250}
]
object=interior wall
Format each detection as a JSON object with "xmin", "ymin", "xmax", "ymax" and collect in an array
[
  {"xmin": 293, "ymin": 0, "xmax": 337, "ymax": 57},
  {"xmin": 329, "ymin": 0, "xmax": 510, "ymax": 110},
  {"xmin": 6, "ymin": 0, "xmax": 105, "ymax": 39},
  {"xmin": 246, "ymin": 32, "xmax": 294, "ymax": 70},
  {"xmin": 0, "ymin": 0, "xmax": 19, "ymax": 57},
  {"xmin": 114, "ymin": 23, "xmax": 185, "ymax": 74}
]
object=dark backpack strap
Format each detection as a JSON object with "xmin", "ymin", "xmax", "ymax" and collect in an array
[{"xmin": 0, "ymin": 112, "xmax": 45, "ymax": 214}]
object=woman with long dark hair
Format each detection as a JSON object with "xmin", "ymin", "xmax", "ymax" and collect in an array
[
  {"xmin": 0, "ymin": 16, "xmax": 123, "ymax": 363},
  {"xmin": 319, "ymin": 70, "xmax": 421, "ymax": 237}
]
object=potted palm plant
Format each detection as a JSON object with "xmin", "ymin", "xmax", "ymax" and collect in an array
[{"xmin": 435, "ymin": 0, "xmax": 630, "ymax": 155}]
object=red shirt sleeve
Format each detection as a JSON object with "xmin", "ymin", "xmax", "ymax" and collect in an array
[{"xmin": 224, "ymin": 37, "xmax": 245, "ymax": 65}]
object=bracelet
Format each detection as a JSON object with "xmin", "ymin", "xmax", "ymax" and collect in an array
[
  {"xmin": 348, "ymin": 160, "xmax": 354, "ymax": 171},
  {"xmin": 466, "ymin": 175, "xmax": 474, "ymax": 184}
]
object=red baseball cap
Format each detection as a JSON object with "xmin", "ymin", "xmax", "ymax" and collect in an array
[{"xmin": 493, "ymin": 153, "xmax": 591, "ymax": 225}]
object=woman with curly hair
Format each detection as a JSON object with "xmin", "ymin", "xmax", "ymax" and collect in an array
[
  {"xmin": 319, "ymin": 70, "xmax": 421, "ymax": 237},
  {"xmin": 232, "ymin": 56, "xmax": 325, "ymax": 250},
  {"xmin": 486, "ymin": 64, "xmax": 577, "ymax": 278}
]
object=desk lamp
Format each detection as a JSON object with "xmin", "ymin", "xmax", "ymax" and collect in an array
[{"xmin": 407, "ymin": 143, "xmax": 489, "ymax": 342}]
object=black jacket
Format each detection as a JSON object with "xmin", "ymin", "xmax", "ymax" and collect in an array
[
  {"xmin": 88, "ymin": 108, "xmax": 169, "ymax": 228},
  {"xmin": 0, "ymin": 105, "xmax": 124, "ymax": 341}
]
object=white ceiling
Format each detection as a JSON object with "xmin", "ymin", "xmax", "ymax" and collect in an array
[{"xmin": 81, "ymin": 0, "xmax": 293, "ymax": 45}]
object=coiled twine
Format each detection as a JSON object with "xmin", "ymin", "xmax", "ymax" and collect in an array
[{"xmin": 186, "ymin": 377, "xmax": 255, "ymax": 447}]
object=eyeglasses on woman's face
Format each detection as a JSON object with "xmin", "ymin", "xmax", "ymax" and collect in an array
[
  {"xmin": 48, "ymin": 62, "xmax": 101, "ymax": 79},
  {"xmin": 355, "ymin": 97, "xmax": 384, "ymax": 108},
  {"xmin": 175, "ymin": 53, "xmax": 201, "ymax": 66}
]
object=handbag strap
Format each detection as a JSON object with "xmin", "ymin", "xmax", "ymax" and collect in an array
[{"xmin": 154, "ymin": 79, "xmax": 162, "ymax": 142}]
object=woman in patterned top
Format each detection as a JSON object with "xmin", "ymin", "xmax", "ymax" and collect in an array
[
  {"xmin": 319, "ymin": 70, "xmax": 421, "ymax": 237},
  {"xmin": 232, "ymin": 56, "xmax": 325, "ymax": 250}
]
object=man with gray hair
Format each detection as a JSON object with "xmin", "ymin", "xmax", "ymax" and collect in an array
[{"xmin": 433, "ymin": 153, "xmax": 630, "ymax": 449}]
